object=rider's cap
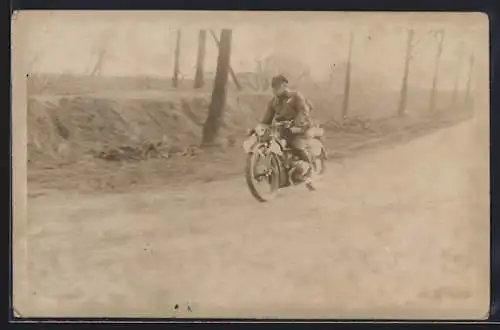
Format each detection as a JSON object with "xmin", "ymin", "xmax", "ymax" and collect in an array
[{"xmin": 271, "ymin": 74, "xmax": 289, "ymax": 88}]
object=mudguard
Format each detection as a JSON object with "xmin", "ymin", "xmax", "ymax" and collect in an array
[
  {"xmin": 306, "ymin": 126, "xmax": 325, "ymax": 138},
  {"xmin": 268, "ymin": 140, "xmax": 284, "ymax": 156},
  {"xmin": 242, "ymin": 135, "xmax": 258, "ymax": 153},
  {"xmin": 274, "ymin": 153, "xmax": 289, "ymax": 188},
  {"xmin": 244, "ymin": 137, "xmax": 288, "ymax": 188},
  {"xmin": 265, "ymin": 141, "xmax": 288, "ymax": 187},
  {"xmin": 309, "ymin": 138, "xmax": 325, "ymax": 158}
]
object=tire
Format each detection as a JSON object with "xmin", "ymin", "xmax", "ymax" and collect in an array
[
  {"xmin": 245, "ymin": 148, "xmax": 280, "ymax": 202},
  {"xmin": 312, "ymin": 152, "xmax": 326, "ymax": 176}
]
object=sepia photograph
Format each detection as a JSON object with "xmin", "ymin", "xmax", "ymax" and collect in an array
[{"xmin": 11, "ymin": 11, "xmax": 490, "ymax": 319}]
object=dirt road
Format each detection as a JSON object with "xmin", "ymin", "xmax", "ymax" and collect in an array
[{"xmin": 20, "ymin": 116, "xmax": 489, "ymax": 319}]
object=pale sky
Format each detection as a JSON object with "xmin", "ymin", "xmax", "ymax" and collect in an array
[{"xmin": 17, "ymin": 11, "xmax": 487, "ymax": 91}]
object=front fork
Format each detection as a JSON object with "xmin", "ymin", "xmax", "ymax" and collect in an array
[{"xmin": 254, "ymin": 147, "xmax": 275, "ymax": 181}]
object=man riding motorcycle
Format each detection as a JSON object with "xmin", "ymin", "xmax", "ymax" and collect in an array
[{"xmin": 255, "ymin": 74, "xmax": 317, "ymax": 191}]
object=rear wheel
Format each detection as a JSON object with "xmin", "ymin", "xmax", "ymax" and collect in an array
[
  {"xmin": 245, "ymin": 147, "xmax": 280, "ymax": 202},
  {"xmin": 313, "ymin": 155, "xmax": 326, "ymax": 175}
]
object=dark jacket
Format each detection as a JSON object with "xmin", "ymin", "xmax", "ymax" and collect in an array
[{"xmin": 260, "ymin": 90, "xmax": 313, "ymax": 128}]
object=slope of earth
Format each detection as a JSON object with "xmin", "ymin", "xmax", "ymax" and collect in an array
[
  {"xmin": 27, "ymin": 88, "xmax": 471, "ymax": 195},
  {"xmin": 27, "ymin": 90, "xmax": 268, "ymax": 164}
]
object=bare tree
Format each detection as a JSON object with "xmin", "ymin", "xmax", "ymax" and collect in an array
[
  {"xmin": 341, "ymin": 31, "xmax": 354, "ymax": 119},
  {"xmin": 251, "ymin": 55, "xmax": 311, "ymax": 91},
  {"xmin": 241, "ymin": 59, "xmax": 264, "ymax": 91},
  {"xmin": 202, "ymin": 29, "xmax": 232, "ymax": 146},
  {"xmin": 328, "ymin": 63, "xmax": 336, "ymax": 85},
  {"xmin": 464, "ymin": 53, "xmax": 475, "ymax": 105},
  {"xmin": 89, "ymin": 29, "xmax": 113, "ymax": 77},
  {"xmin": 209, "ymin": 29, "xmax": 242, "ymax": 91},
  {"xmin": 398, "ymin": 29, "xmax": 415, "ymax": 116},
  {"xmin": 255, "ymin": 57, "xmax": 272, "ymax": 91},
  {"xmin": 429, "ymin": 29, "xmax": 445, "ymax": 112},
  {"xmin": 172, "ymin": 29, "xmax": 182, "ymax": 88},
  {"xmin": 194, "ymin": 30, "xmax": 207, "ymax": 89},
  {"xmin": 90, "ymin": 48, "xmax": 108, "ymax": 76},
  {"xmin": 452, "ymin": 42, "xmax": 464, "ymax": 107},
  {"xmin": 252, "ymin": 59, "xmax": 264, "ymax": 90}
]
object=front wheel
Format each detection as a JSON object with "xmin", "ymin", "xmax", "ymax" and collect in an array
[{"xmin": 245, "ymin": 148, "xmax": 280, "ymax": 202}]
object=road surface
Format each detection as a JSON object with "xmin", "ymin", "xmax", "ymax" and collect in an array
[{"xmin": 19, "ymin": 116, "xmax": 489, "ymax": 319}]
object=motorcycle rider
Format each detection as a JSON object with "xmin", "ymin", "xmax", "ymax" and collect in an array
[{"xmin": 255, "ymin": 74, "xmax": 316, "ymax": 191}]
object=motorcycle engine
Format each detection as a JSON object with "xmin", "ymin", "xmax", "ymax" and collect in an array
[{"xmin": 289, "ymin": 158, "xmax": 310, "ymax": 185}]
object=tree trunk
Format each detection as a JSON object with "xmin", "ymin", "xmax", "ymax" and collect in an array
[
  {"xmin": 172, "ymin": 29, "xmax": 182, "ymax": 88},
  {"xmin": 429, "ymin": 30, "xmax": 445, "ymax": 113},
  {"xmin": 464, "ymin": 54, "xmax": 475, "ymax": 105},
  {"xmin": 341, "ymin": 31, "xmax": 354, "ymax": 119},
  {"xmin": 194, "ymin": 30, "xmax": 207, "ymax": 89},
  {"xmin": 452, "ymin": 45, "xmax": 464, "ymax": 107},
  {"xmin": 209, "ymin": 29, "xmax": 242, "ymax": 91},
  {"xmin": 202, "ymin": 29, "xmax": 232, "ymax": 146},
  {"xmin": 90, "ymin": 49, "xmax": 107, "ymax": 76},
  {"xmin": 328, "ymin": 63, "xmax": 335, "ymax": 86},
  {"xmin": 398, "ymin": 29, "xmax": 414, "ymax": 116}
]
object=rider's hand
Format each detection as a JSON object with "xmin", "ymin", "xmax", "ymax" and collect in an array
[
  {"xmin": 255, "ymin": 124, "xmax": 268, "ymax": 136},
  {"xmin": 290, "ymin": 126, "xmax": 303, "ymax": 134}
]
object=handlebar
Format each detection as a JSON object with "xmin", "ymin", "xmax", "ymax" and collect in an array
[
  {"xmin": 274, "ymin": 120, "xmax": 294, "ymax": 128},
  {"xmin": 249, "ymin": 120, "xmax": 297, "ymax": 138}
]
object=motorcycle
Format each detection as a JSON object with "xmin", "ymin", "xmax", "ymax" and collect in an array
[{"xmin": 242, "ymin": 120, "xmax": 328, "ymax": 202}]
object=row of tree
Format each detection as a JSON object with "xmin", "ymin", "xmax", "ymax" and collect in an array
[
  {"xmin": 199, "ymin": 28, "xmax": 476, "ymax": 146},
  {"xmin": 397, "ymin": 29, "xmax": 475, "ymax": 115},
  {"xmin": 36, "ymin": 27, "xmax": 472, "ymax": 146},
  {"xmin": 172, "ymin": 29, "xmax": 242, "ymax": 91}
]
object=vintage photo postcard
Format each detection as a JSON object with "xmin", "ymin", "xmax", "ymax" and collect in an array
[{"xmin": 11, "ymin": 11, "xmax": 490, "ymax": 319}]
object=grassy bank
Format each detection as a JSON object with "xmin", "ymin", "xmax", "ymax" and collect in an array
[{"xmin": 28, "ymin": 106, "xmax": 473, "ymax": 197}]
